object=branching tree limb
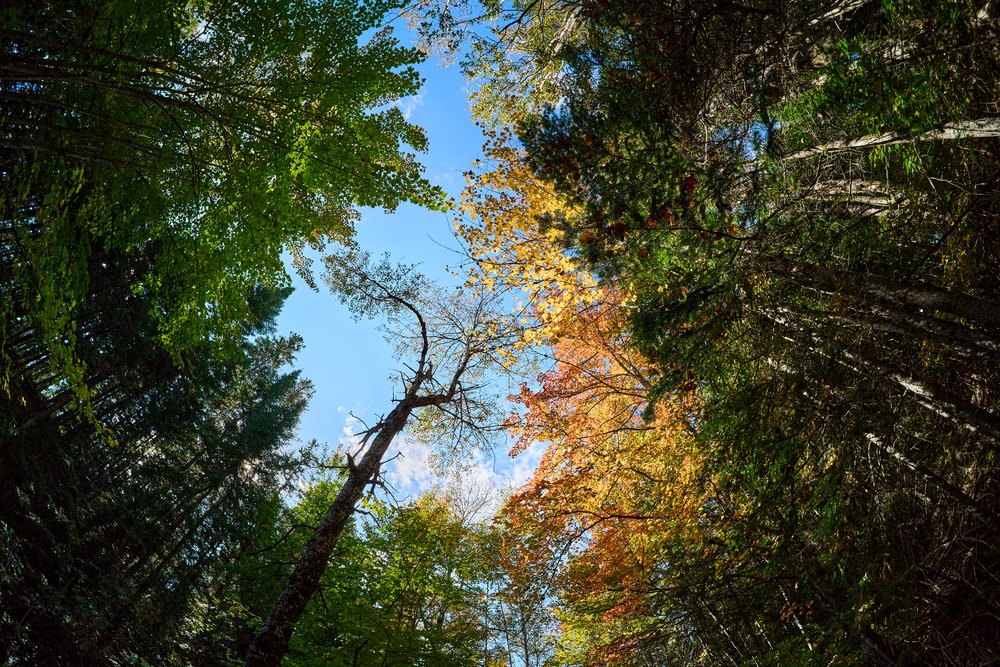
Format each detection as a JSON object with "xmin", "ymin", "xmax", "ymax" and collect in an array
[{"xmin": 245, "ymin": 247, "xmax": 517, "ymax": 667}]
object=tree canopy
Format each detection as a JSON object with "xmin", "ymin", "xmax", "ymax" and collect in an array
[
  {"xmin": 4, "ymin": 0, "xmax": 1000, "ymax": 665},
  {"xmin": 2, "ymin": 0, "xmax": 445, "ymax": 398}
]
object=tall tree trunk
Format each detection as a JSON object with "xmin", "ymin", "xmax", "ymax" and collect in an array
[
  {"xmin": 246, "ymin": 249, "xmax": 493, "ymax": 666},
  {"xmin": 785, "ymin": 117, "xmax": 1000, "ymax": 160},
  {"xmin": 786, "ymin": 302, "xmax": 1000, "ymax": 357},
  {"xmin": 798, "ymin": 178, "xmax": 909, "ymax": 215},
  {"xmin": 244, "ymin": 399, "xmax": 415, "ymax": 667},
  {"xmin": 864, "ymin": 433, "xmax": 998, "ymax": 524},
  {"xmin": 763, "ymin": 309, "xmax": 1000, "ymax": 440},
  {"xmin": 763, "ymin": 256, "xmax": 1000, "ymax": 331},
  {"xmin": 850, "ymin": 349, "xmax": 1000, "ymax": 441}
]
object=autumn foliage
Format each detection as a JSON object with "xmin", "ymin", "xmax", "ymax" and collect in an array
[{"xmin": 458, "ymin": 139, "xmax": 712, "ymax": 664}]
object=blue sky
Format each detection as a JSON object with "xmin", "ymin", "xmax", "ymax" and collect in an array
[{"xmin": 276, "ymin": 43, "xmax": 545, "ymax": 508}]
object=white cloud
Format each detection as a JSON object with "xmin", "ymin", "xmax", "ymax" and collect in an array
[
  {"xmin": 393, "ymin": 92, "xmax": 425, "ymax": 121},
  {"xmin": 381, "ymin": 432, "xmax": 548, "ymax": 522},
  {"xmin": 340, "ymin": 414, "xmax": 365, "ymax": 453},
  {"xmin": 504, "ymin": 440, "xmax": 547, "ymax": 489},
  {"xmin": 319, "ymin": 415, "xmax": 549, "ymax": 522},
  {"xmin": 388, "ymin": 436, "xmax": 436, "ymax": 489}
]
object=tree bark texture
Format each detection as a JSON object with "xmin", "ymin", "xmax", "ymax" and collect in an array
[
  {"xmin": 764, "ymin": 256, "xmax": 1000, "ymax": 332},
  {"xmin": 244, "ymin": 401, "xmax": 413, "ymax": 667},
  {"xmin": 785, "ymin": 117, "xmax": 1000, "ymax": 161}
]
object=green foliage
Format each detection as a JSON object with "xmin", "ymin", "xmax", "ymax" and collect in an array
[
  {"xmin": 0, "ymin": 280, "xmax": 313, "ymax": 663},
  {"xmin": 221, "ymin": 485, "xmax": 496, "ymax": 667},
  {"xmin": 1, "ymin": 0, "xmax": 447, "ymax": 403},
  {"xmin": 6, "ymin": 0, "xmax": 1000, "ymax": 664}
]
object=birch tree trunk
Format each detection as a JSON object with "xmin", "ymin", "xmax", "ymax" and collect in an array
[
  {"xmin": 785, "ymin": 117, "xmax": 1000, "ymax": 160},
  {"xmin": 864, "ymin": 433, "xmax": 997, "ymax": 524},
  {"xmin": 798, "ymin": 178, "xmax": 909, "ymax": 215},
  {"xmin": 763, "ymin": 309, "xmax": 1000, "ymax": 440},
  {"xmin": 787, "ymin": 302, "xmax": 1000, "ymax": 357},
  {"xmin": 763, "ymin": 256, "xmax": 1000, "ymax": 331}
]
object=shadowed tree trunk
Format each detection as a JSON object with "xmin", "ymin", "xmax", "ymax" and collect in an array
[{"xmin": 245, "ymin": 394, "xmax": 417, "ymax": 666}]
